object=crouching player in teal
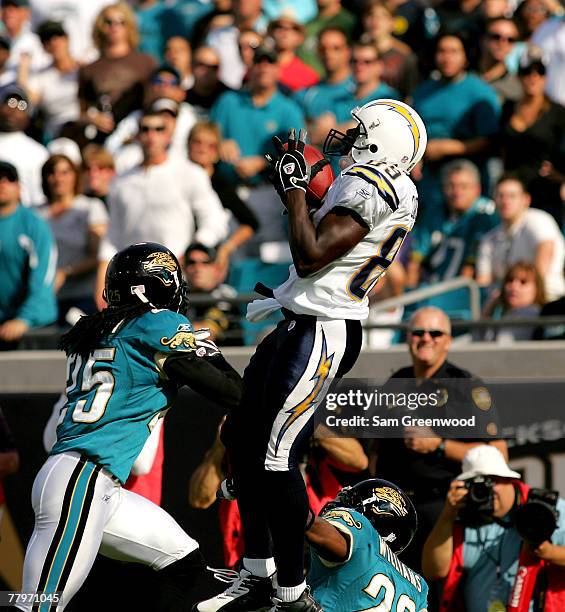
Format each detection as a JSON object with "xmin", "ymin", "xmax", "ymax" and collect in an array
[
  {"xmin": 305, "ymin": 479, "xmax": 429, "ymax": 612},
  {"xmin": 17, "ymin": 242, "xmax": 242, "ymax": 612}
]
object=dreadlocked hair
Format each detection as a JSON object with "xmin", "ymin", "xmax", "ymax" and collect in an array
[{"xmin": 59, "ymin": 302, "xmax": 152, "ymax": 357}]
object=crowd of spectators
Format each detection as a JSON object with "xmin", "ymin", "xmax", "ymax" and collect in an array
[
  {"xmin": 0, "ymin": 0, "xmax": 564, "ymax": 347},
  {"xmin": 1, "ymin": 3, "xmax": 564, "ymax": 606}
]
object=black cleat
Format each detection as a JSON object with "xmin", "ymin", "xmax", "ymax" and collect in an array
[
  {"xmin": 193, "ymin": 568, "xmax": 273, "ymax": 611},
  {"xmin": 270, "ymin": 587, "xmax": 323, "ymax": 611}
]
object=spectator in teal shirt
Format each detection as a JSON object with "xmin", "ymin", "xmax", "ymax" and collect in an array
[
  {"xmin": 135, "ymin": 0, "xmax": 170, "ymax": 62},
  {"xmin": 0, "ymin": 161, "xmax": 57, "ymax": 349},
  {"xmin": 211, "ymin": 43, "xmax": 305, "ymax": 254},
  {"xmin": 294, "ymin": 27, "xmax": 353, "ymax": 138},
  {"xmin": 210, "ymin": 43, "xmax": 305, "ymax": 189},
  {"xmin": 411, "ymin": 33, "xmax": 501, "ymax": 231},
  {"xmin": 263, "ymin": 0, "xmax": 317, "ymax": 24},
  {"xmin": 306, "ymin": 37, "xmax": 398, "ymax": 174},
  {"xmin": 407, "ymin": 159, "xmax": 499, "ymax": 288},
  {"xmin": 298, "ymin": 0, "xmax": 357, "ymax": 76}
]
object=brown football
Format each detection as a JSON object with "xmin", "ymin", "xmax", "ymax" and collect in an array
[{"xmin": 283, "ymin": 143, "xmax": 335, "ymax": 207}]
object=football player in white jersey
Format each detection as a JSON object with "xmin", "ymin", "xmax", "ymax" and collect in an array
[{"xmin": 194, "ymin": 99, "xmax": 427, "ymax": 612}]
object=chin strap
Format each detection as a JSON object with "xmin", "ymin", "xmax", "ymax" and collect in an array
[
  {"xmin": 131, "ymin": 285, "xmax": 156, "ymax": 309},
  {"xmin": 130, "ymin": 280, "xmax": 188, "ymax": 313}
]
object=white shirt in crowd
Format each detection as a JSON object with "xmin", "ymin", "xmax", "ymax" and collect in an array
[
  {"xmin": 532, "ymin": 18, "xmax": 565, "ymax": 107},
  {"xmin": 105, "ymin": 103, "xmax": 198, "ymax": 175},
  {"xmin": 99, "ymin": 156, "xmax": 229, "ymax": 262},
  {"xmin": 206, "ymin": 26, "xmax": 246, "ymax": 90},
  {"xmin": 4, "ymin": 21, "xmax": 50, "ymax": 74},
  {"xmin": 0, "ymin": 130, "xmax": 48, "ymax": 205},
  {"xmin": 28, "ymin": 64, "xmax": 80, "ymax": 139},
  {"xmin": 0, "ymin": 68, "xmax": 16, "ymax": 88},
  {"xmin": 28, "ymin": 0, "xmax": 114, "ymax": 63},
  {"xmin": 477, "ymin": 207, "xmax": 565, "ymax": 301}
]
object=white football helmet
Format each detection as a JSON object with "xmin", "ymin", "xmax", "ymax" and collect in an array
[{"xmin": 323, "ymin": 99, "xmax": 427, "ymax": 173}]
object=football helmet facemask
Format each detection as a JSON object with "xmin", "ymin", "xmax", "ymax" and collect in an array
[
  {"xmin": 321, "ymin": 478, "xmax": 417, "ymax": 555},
  {"xmin": 323, "ymin": 99, "xmax": 427, "ymax": 173},
  {"xmin": 104, "ymin": 242, "xmax": 188, "ymax": 313}
]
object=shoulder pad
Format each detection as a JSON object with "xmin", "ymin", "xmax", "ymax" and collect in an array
[{"xmin": 343, "ymin": 163, "xmax": 400, "ymax": 212}]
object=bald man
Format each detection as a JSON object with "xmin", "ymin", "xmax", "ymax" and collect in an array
[{"xmin": 371, "ymin": 307, "xmax": 507, "ymax": 578}]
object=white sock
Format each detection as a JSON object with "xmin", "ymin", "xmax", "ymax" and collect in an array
[
  {"xmin": 242, "ymin": 557, "xmax": 276, "ymax": 578},
  {"xmin": 277, "ymin": 581, "xmax": 306, "ymax": 602}
]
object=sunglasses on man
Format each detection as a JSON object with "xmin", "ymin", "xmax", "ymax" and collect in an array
[
  {"xmin": 139, "ymin": 125, "xmax": 167, "ymax": 135},
  {"xmin": 518, "ymin": 63, "xmax": 546, "ymax": 76},
  {"xmin": 487, "ymin": 32, "xmax": 517, "ymax": 43},
  {"xmin": 410, "ymin": 329, "xmax": 447, "ymax": 339},
  {"xmin": 151, "ymin": 75, "xmax": 180, "ymax": 87},
  {"xmin": 0, "ymin": 171, "xmax": 18, "ymax": 182},
  {"xmin": 185, "ymin": 258, "xmax": 213, "ymax": 266}
]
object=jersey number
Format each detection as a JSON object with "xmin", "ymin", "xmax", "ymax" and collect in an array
[
  {"xmin": 429, "ymin": 237, "xmax": 465, "ymax": 280},
  {"xmin": 360, "ymin": 573, "xmax": 416, "ymax": 612},
  {"xmin": 373, "ymin": 161, "xmax": 402, "ymax": 181},
  {"xmin": 348, "ymin": 226, "xmax": 408, "ymax": 300},
  {"xmin": 66, "ymin": 349, "xmax": 116, "ymax": 423}
]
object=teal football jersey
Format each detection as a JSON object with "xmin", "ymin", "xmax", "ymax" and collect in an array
[
  {"xmin": 52, "ymin": 309, "xmax": 197, "ymax": 483},
  {"xmin": 411, "ymin": 197, "xmax": 499, "ymax": 281},
  {"xmin": 309, "ymin": 509, "xmax": 428, "ymax": 612}
]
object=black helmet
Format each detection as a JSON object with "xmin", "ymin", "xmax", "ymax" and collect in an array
[
  {"xmin": 104, "ymin": 242, "xmax": 188, "ymax": 312},
  {"xmin": 324, "ymin": 478, "xmax": 417, "ymax": 554}
]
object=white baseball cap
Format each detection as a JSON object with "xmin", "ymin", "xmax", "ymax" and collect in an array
[
  {"xmin": 150, "ymin": 98, "xmax": 179, "ymax": 116},
  {"xmin": 457, "ymin": 445, "xmax": 521, "ymax": 481}
]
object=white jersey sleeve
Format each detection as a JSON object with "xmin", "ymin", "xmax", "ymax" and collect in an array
[{"xmin": 274, "ymin": 161, "xmax": 419, "ymax": 320}]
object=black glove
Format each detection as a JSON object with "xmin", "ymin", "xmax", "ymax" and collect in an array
[
  {"xmin": 265, "ymin": 129, "xmax": 331, "ymax": 208},
  {"xmin": 266, "ymin": 128, "xmax": 308, "ymax": 204},
  {"xmin": 277, "ymin": 128, "xmax": 309, "ymax": 192},
  {"xmin": 265, "ymin": 152, "xmax": 289, "ymax": 207}
]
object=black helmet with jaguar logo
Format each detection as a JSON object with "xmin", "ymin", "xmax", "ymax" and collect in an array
[{"xmin": 104, "ymin": 242, "xmax": 188, "ymax": 312}]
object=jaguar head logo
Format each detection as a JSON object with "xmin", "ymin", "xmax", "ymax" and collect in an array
[
  {"xmin": 142, "ymin": 251, "xmax": 178, "ymax": 286},
  {"xmin": 371, "ymin": 487, "xmax": 408, "ymax": 518}
]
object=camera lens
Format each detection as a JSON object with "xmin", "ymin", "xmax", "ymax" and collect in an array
[
  {"xmin": 469, "ymin": 482, "xmax": 491, "ymax": 504},
  {"xmin": 514, "ymin": 501, "xmax": 558, "ymax": 545}
]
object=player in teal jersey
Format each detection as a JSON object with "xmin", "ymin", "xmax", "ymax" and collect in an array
[
  {"xmin": 17, "ymin": 242, "xmax": 242, "ymax": 612},
  {"xmin": 304, "ymin": 479, "xmax": 429, "ymax": 612}
]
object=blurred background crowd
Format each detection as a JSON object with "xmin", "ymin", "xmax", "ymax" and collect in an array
[{"xmin": 1, "ymin": 0, "xmax": 565, "ymax": 349}]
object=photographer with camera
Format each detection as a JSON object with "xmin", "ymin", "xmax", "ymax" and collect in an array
[{"xmin": 422, "ymin": 445, "xmax": 565, "ymax": 611}]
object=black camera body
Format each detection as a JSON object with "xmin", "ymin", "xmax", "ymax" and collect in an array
[
  {"xmin": 513, "ymin": 488, "xmax": 559, "ymax": 546},
  {"xmin": 459, "ymin": 476, "xmax": 495, "ymax": 526}
]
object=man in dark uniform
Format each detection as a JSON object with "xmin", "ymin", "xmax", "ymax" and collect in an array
[
  {"xmin": 373, "ymin": 306, "xmax": 508, "ymax": 575},
  {"xmin": 183, "ymin": 243, "xmax": 241, "ymax": 345}
]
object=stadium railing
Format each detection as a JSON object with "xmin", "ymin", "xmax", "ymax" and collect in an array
[{"xmin": 11, "ymin": 279, "xmax": 565, "ymax": 348}]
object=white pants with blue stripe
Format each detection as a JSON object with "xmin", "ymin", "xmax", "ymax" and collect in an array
[{"xmin": 17, "ymin": 452, "xmax": 198, "ymax": 612}]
